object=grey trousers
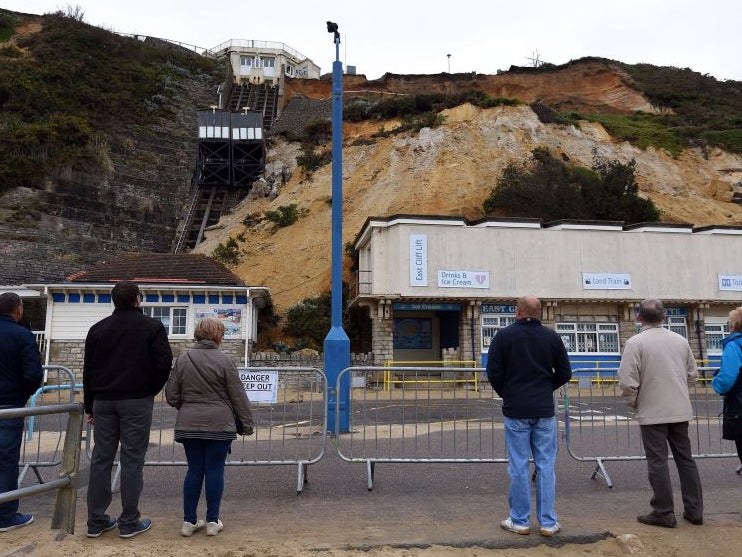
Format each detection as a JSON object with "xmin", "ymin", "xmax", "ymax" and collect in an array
[
  {"xmin": 640, "ymin": 421, "xmax": 703, "ymax": 517},
  {"xmin": 87, "ymin": 397, "xmax": 154, "ymax": 529}
]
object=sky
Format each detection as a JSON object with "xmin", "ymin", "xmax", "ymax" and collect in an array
[{"xmin": 4, "ymin": 0, "xmax": 741, "ymax": 81}]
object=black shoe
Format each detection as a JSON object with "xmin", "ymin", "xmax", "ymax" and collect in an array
[
  {"xmin": 682, "ymin": 512, "xmax": 703, "ymax": 525},
  {"xmin": 119, "ymin": 518, "xmax": 152, "ymax": 538},
  {"xmin": 87, "ymin": 517, "xmax": 117, "ymax": 538},
  {"xmin": 637, "ymin": 512, "xmax": 677, "ymax": 528}
]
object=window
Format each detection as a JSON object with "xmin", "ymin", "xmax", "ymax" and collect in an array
[
  {"xmin": 556, "ymin": 322, "xmax": 619, "ymax": 353},
  {"xmin": 663, "ymin": 316, "xmax": 687, "ymax": 338},
  {"xmin": 262, "ymin": 57, "xmax": 275, "ymax": 68},
  {"xmin": 240, "ymin": 56, "xmax": 253, "ymax": 67},
  {"xmin": 705, "ymin": 322, "xmax": 729, "ymax": 352},
  {"xmin": 481, "ymin": 315, "xmax": 516, "ymax": 350},
  {"xmin": 142, "ymin": 306, "xmax": 187, "ymax": 335}
]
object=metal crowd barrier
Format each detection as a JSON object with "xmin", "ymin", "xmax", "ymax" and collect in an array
[
  {"xmin": 22, "ymin": 365, "xmax": 78, "ymax": 484},
  {"xmin": 562, "ymin": 367, "xmax": 737, "ymax": 488},
  {"xmin": 0, "ymin": 403, "xmax": 85, "ymax": 534},
  {"xmin": 334, "ymin": 366, "xmax": 508, "ymax": 490},
  {"xmin": 85, "ymin": 367, "xmax": 327, "ymax": 494}
]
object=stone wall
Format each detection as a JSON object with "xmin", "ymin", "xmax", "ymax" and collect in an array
[
  {"xmin": 0, "ymin": 77, "xmax": 219, "ymax": 285},
  {"xmin": 48, "ymin": 339, "xmax": 373, "ymax": 383}
]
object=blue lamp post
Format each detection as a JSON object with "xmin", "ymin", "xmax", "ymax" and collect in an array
[{"xmin": 324, "ymin": 21, "xmax": 350, "ymax": 434}]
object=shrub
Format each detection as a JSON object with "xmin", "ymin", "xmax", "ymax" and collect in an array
[
  {"xmin": 400, "ymin": 111, "xmax": 446, "ymax": 132},
  {"xmin": 584, "ymin": 113, "xmax": 684, "ymax": 156},
  {"xmin": 304, "ymin": 119, "xmax": 332, "ymax": 145},
  {"xmin": 483, "ymin": 147, "xmax": 660, "ymax": 224},
  {"xmin": 296, "ymin": 144, "xmax": 331, "ymax": 174},
  {"xmin": 211, "ymin": 237, "xmax": 241, "ymax": 266},
  {"xmin": 264, "ymin": 204, "xmax": 307, "ymax": 228}
]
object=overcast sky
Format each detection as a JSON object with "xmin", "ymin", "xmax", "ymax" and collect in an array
[{"xmin": 4, "ymin": 0, "xmax": 740, "ymax": 81}]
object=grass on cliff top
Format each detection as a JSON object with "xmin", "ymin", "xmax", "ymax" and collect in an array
[
  {"xmin": 0, "ymin": 10, "xmax": 222, "ymax": 194},
  {"xmin": 619, "ymin": 62, "xmax": 742, "ymax": 154}
]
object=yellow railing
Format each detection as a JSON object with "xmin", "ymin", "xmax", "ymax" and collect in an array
[{"xmin": 381, "ymin": 360, "xmax": 478, "ymax": 391}]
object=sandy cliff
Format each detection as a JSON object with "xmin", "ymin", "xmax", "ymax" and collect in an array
[{"xmin": 194, "ymin": 100, "xmax": 742, "ymax": 310}]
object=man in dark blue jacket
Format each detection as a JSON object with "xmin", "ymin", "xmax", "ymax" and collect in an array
[
  {"xmin": 0, "ymin": 293, "xmax": 43, "ymax": 532},
  {"xmin": 83, "ymin": 281, "xmax": 172, "ymax": 539},
  {"xmin": 486, "ymin": 296, "xmax": 571, "ymax": 537}
]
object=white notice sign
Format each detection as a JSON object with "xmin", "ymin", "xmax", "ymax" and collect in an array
[
  {"xmin": 239, "ymin": 370, "xmax": 278, "ymax": 404},
  {"xmin": 582, "ymin": 273, "xmax": 632, "ymax": 290},
  {"xmin": 410, "ymin": 234, "xmax": 428, "ymax": 286},
  {"xmin": 719, "ymin": 275, "xmax": 742, "ymax": 291}
]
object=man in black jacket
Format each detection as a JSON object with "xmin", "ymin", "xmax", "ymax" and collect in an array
[
  {"xmin": 83, "ymin": 281, "xmax": 172, "ymax": 539},
  {"xmin": 486, "ymin": 296, "xmax": 572, "ymax": 537}
]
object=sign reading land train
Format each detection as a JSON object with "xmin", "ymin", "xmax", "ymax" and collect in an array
[
  {"xmin": 582, "ymin": 273, "xmax": 632, "ymax": 290},
  {"xmin": 238, "ymin": 370, "xmax": 278, "ymax": 404}
]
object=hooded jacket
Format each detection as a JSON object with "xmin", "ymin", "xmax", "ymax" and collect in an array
[{"xmin": 165, "ymin": 340, "xmax": 254, "ymax": 434}]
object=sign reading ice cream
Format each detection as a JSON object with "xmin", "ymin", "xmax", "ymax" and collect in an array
[{"xmin": 437, "ymin": 270, "xmax": 490, "ymax": 289}]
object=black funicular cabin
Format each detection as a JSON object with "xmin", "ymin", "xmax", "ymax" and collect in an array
[{"xmin": 196, "ymin": 108, "xmax": 264, "ymax": 189}]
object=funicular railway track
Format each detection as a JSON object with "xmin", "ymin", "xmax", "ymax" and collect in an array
[{"xmin": 175, "ymin": 186, "xmax": 240, "ymax": 252}]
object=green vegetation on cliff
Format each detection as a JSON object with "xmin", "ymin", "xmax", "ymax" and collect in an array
[{"xmin": 0, "ymin": 10, "xmax": 221, "ymax": 194}]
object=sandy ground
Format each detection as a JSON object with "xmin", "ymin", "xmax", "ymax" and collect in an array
[
  {"xmin": 3, "ymin": 453, "xmax": 742, "ymax": 557},
  {"xmin": 3, "ymin": 513, "xmax": 742, "ymax": 557}
]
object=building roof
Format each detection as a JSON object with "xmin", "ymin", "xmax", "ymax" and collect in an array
[{"xmin": 66, "ymin": 254, "xmax": 246, "ymax": 286}]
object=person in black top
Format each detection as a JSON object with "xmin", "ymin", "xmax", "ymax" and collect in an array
[
  {"xmin": 486, "ymin": 296, "xmax": 572, "ymax": 537},
  {"xmin": 83, "ymin": 281, "xmax": 172, "ymax": 539}
]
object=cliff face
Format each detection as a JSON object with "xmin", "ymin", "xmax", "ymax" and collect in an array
[
  {"xmin": 195, "ymin": 100, "xmax": 742, "ymax": 311},
  {"xmin": 282, "ymin": 60, "xmax": 657, "ymax": 114}
]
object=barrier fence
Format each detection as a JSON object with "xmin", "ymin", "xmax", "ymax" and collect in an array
[
  {"xmin": 562, "ymin": 367, "xmax": 736, "ymax": 487},
  {"xmin": 0, "ymin": 403, "xmax": 85, "ymax": 534},
  {"xmin": 85, "ymin": 367, "xmax": 327, "ymax": 493},
  {"xmin": 22, "ymin": 366, "xmax": 78, "ymax": 484},
  {"xmin": 334, "ymin": 367, "xmax": 506, "ymax": 490}
]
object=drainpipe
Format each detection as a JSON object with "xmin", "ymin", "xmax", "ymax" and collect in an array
[
  {"xmin": 469, "ymin": 301, "xmax": 476, "ymax": 365},
  {"xmin": 695, "ymin": 305, "xmax": 705, "ymax": 368},
  {"xmin": 43, "ymin": 286, "xmax": 52, "ymax": 366}
]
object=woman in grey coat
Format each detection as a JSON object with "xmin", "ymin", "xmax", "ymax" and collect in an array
[{"xmin": 165, "ymin": 318, "xmax": 254, "ymax": 537}]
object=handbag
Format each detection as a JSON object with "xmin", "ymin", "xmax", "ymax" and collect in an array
[{"xmin": 185, "ymin": 353, "xmax": 252, "ymax": 436}]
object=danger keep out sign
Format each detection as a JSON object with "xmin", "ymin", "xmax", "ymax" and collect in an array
[{"xmin": 239, "ymin": 370, "xmax": 278, "ymax": 404}]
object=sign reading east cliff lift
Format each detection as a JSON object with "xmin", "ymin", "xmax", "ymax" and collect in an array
[{"xmin": 238, "ymin": 370, "xmax": 278, "ymax": 404}]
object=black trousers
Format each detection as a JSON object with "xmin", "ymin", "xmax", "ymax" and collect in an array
[
  {"xmin": 87, "ymin": 397, "xmax": 154, "ymax": 529},
  {"xmin": 640, "ymin": 422, "xmax": 703, "ymax": 517}
]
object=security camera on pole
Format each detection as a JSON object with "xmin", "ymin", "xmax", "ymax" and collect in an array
[{"xmin": 324, "ymin": 21, "xmax": 350, "ymax": 434}]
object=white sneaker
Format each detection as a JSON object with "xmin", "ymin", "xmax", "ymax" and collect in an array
[
  {"xmin": 181, "ymin": 519, "xmax": 205, "ymax": 537},
  {"xmin": 206, "ymin": 520, "xmax": 223, "ymax": 536},
  {"xmin": 539, "ymin": 522, "xmax": 561, "ymax": 537},
  {"xmin": 500, "ymin": 517, "xmax": 530, "ymax": 535}
]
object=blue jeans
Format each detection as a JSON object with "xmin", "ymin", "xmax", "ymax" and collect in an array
[
  {"xmin": 0, "ymin": 416, "xmax": 24, "ymax": 525},
  {"xmin": 504, "ymin": 416, "xmax": 558, "ymax": 528},
  {"xmin": 182, "ymin": 439, "xmax": 231, "ymax": 523}
]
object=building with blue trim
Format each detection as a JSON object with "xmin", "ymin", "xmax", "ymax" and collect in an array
[
  {"xmin": 350, "ymin": 216, "xmax": 742, "ymax": 373},
  {"xmin": 22, "ymin": 253, "xmax": 270, "ymax": 374}
]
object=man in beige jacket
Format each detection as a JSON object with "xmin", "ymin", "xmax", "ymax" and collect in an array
[{"xmin": 618, "ymin": 299, "xmax": 703, "ymax": 528}]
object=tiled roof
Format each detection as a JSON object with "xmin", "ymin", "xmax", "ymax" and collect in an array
[{"xmin": 66, "ymin": 254, "xmax": 245, "ymax": 286}]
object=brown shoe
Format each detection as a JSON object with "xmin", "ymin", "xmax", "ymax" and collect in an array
[
  {"xmin": 637, "ymin": 512, "xmax": 677, "ymax": 528},
  {"xmin": 682, "ymin": 512, "xmax": 703, "ymax": 525}
]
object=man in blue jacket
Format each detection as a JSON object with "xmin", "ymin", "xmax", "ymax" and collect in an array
[
  {"xmin": 0, "ymin": 293, "xmax": 43, "ymax": 532},
  {"xmin": 486, "ymin": 296, "xmax": 572, "ymax": 537},
  {"xmin": 84, "ymin": 281, "xmax": 172, "ymax": 539}
]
